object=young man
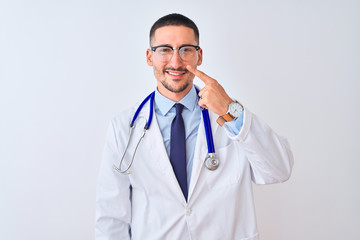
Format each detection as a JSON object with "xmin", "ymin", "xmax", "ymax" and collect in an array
[{"xmin": 96, "ymin": 13, "xmax": 293, "ymax": 240}]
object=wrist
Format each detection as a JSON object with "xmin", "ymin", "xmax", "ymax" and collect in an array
[
  {"xmin": 217, "ymin": 100, "xmax": 244, "ymax": 126},
  {"xmin": 221, "ymin": 98, "xmax": 233, "ymax": 115}
]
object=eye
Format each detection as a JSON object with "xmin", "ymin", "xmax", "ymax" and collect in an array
[
  {"xmin": 182, "ymin": 47, "xmax": 194, "ymax": 52},
  {"xmin": 157, "ymin": 47, "xmax": 172, "ymax": 54}
]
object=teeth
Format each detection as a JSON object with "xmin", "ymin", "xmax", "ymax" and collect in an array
[{"xmin": 168, "ymin": 72, "xmax": 183, "ymax": 76}]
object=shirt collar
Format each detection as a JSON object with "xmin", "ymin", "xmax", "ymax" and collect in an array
[{"xmin": 155, "ymin": 85, "xmax": 198, "ymax": 116}]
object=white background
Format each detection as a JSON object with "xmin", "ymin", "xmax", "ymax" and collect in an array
[{"xmin": 1, "ymin": 0, "xmax": 359, "ymax": 239}]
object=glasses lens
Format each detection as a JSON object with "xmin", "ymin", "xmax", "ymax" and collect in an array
[
  {"xmin": 179, "ymin": 46, "xmax": 196, "ymax": 61},
  {"xmin": 179, "ymin": 46, "xmax": 197, "ymax": 61},
  {"xmin": 155, "ymin": 46, "xmax": 173, "ymax": 62}
]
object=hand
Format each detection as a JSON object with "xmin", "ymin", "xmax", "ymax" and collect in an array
[{"xmin": 186, "ymin": 65, "xmax": 233, "ymax": 116}]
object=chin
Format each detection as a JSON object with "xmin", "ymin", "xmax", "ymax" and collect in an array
[{"xmin": 162, "ymin": 80, "xmax": 191, "ymax": 94}]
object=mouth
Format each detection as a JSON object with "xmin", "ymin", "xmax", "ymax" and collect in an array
[{"xmin": 164, "ymin": 68, "xmax": 188, "ymax": 78}]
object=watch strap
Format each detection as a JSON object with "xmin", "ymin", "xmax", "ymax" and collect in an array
[
  {"xmin": 216, "ymin": 116, "xmax": 226, "ymax": 126},
  {"xmin": 222, "ymin": 113, "xmax": 234, "ymax": 122}
]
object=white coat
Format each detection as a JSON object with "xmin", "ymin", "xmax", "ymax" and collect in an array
[{"xmin": 95, "ymin": 98, "xmax": 294, "ymax": 240}]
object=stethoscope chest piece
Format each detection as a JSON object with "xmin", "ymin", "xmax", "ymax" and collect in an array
[{"xmin": 205, "ymin": 153, "xmax": 219, "ymax": 171}]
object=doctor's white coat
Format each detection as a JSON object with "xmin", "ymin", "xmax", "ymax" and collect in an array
[{"xmin": 96, "ymin": 99, "xmax": 294, "ymax": 240}]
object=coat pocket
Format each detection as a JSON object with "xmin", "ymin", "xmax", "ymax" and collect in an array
[{"xmin": 205, "ymin": 142, "xmax": 242, "ymax": 190}]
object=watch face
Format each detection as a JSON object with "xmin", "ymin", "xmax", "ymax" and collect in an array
[{"xmin": 229, "ymin": 102, "xmax": 243, "ymax": 118}]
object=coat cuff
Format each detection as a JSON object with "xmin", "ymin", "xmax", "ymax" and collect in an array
[{"xmin": 224, "ymin": 107, "xmax": 252, "ymax": 142}]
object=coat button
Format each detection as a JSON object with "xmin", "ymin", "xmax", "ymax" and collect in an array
[{"xmin": 185, "ymin": 208, "xmax": 192, "ymax": 216}]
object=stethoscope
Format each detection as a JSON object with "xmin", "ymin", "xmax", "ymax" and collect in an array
[{"xmin": 113, "ymin": 88, "xmax": 219, "ymax": 174}]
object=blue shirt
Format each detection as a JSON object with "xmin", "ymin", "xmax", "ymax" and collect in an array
[{"xmin": 154, "ymin": 85, "xmax": 243, "ymax": 185}]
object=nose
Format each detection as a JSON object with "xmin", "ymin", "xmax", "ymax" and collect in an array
[{"xmin": 168, "ymin": 49, "xmax": 183, "ymax": 68}]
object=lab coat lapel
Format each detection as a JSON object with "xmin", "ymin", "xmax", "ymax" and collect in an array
[{"xmin": 141, "ymin": 102, "xmax": 188, "ymax": 204}]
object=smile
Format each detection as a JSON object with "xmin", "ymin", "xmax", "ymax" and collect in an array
[{"xmin": 165, "ymin": 70, "xmax": 187, "ymax": 76}]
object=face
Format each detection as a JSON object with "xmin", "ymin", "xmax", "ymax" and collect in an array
[{"xmin": 146, "ymin": 26, "xmax": 202, "ymax": 100}]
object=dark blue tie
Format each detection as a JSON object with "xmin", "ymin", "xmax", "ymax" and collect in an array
[{"xmin": 170, "ymin": 103, "xmax": 188, "ymax": 200}]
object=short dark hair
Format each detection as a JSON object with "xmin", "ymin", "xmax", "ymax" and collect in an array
[{"xmin": 149, "ymin": 13, "xmax": 199, "ymax": 45}]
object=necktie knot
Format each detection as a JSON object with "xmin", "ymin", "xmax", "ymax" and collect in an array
[{"xmin": 175, "ymin": 103, "xmax": 184, "ymax": 116}]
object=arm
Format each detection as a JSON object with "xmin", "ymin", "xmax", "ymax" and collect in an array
[
  {"xmin": 187, "ymin": 65, "xmax": 294, "ymax": 184},
  {"xmin": 95, "ymin": 119, "xmax": 131, "ymax": 239},
  {"xmin": 225, "ymin": 108, "xmax": 293, "ymax": 184}
]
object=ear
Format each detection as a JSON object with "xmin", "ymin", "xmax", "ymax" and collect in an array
[
  {"xmin": 197, "ymin": 48, "xmax": 203, "ymax": 66},
  {"xmin": 146, "ymin": 48, "xmax": 153, "ymax": 66}
]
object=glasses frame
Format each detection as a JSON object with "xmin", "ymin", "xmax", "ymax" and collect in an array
[{"xmin": 150, "ymin": 44, "xmax": 201, "ymax": 61}]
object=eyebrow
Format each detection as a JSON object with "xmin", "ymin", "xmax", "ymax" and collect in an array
[{"xmin": 151, "ymin": 44, "xmax": 198, "ymax": 48}]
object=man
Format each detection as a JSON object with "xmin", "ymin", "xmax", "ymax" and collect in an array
[{"xmin": 96, "ymin": 13, "xmax": 293, "ymax": 240}]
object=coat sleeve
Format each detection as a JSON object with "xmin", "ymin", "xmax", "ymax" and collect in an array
[
  {"xmin": 224, "ymin": 107, "xmax": 294, "ymax": 184},
  {"xmin": 95, "ymin": 119, "xmax": 132, "ymax": 239}
]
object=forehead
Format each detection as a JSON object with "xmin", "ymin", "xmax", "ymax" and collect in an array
[{"xmin": 152, "ymin": 25, "xmax": 197, "ymax": 46}]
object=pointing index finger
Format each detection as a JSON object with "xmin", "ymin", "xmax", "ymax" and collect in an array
[{"xmin": 186, "ymin": 65, "xmax": 212, "ymax": 84}]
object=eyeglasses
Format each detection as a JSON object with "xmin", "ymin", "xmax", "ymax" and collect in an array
[{"xmin": 151, "ymin": 44, "xmax": 200, "ymax": 62}]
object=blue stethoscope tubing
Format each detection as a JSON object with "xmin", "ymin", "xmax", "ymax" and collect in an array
[
  {"xmin": 131, "ymin": 91, "xmax": 155, "ymax": 129},
  {"xmin": 113, "ymin": 88, "xmax": 218, "ymax": 174}
]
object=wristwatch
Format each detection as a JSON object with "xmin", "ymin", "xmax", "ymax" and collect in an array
[{"xmin": 216, "ymin": 101, "xmax": 244, "ymax": 126}]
